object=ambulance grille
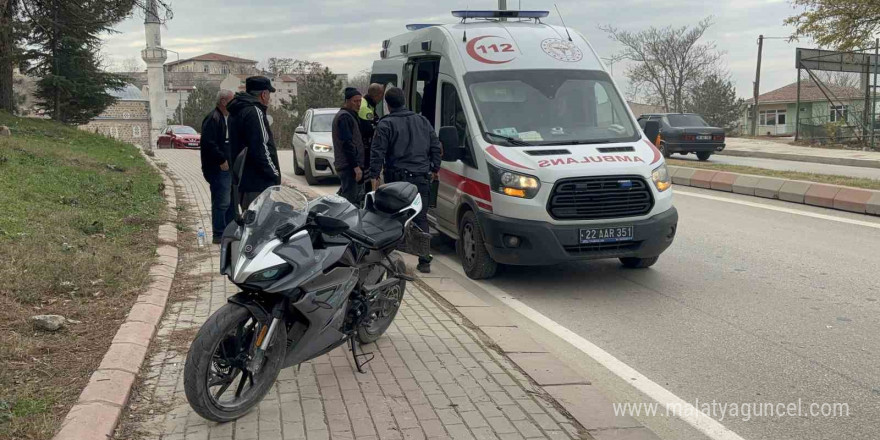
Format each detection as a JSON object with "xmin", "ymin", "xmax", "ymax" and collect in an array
[{"xmin": 547, "ymin": 175, "xmax": 654, "ymax": 220}]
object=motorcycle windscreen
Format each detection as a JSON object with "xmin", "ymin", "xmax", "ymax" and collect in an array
[{"xmin": 239, "ymin": 186, "xmax": 309, "ymax": 261}]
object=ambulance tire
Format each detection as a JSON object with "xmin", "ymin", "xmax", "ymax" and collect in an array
[
  {"xmin": 457, "ymin": 210, "xmax": 497, "ymax": 280},
  {"xmin": 619, "ymin": 256, "xmax": 659, "ymax": 269}
]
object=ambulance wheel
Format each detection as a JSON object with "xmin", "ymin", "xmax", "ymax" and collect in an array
[
  {"xmin": 619, "ymin": 256, "xmax": 659, "ymax": 269},
  {"xmin": 457, "ymin": 211, "xmax": 497, "ymax": 280}
]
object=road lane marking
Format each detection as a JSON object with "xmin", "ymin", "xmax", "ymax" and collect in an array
[
  {"xmin": 434, "ymin": 253, "xmax": 747, "ymax": 440},
  {"xmin": 676, "ymin": 189, "xmax": 880, "ymax": 230}
]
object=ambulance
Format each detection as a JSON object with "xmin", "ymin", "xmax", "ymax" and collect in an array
[{"xmin": 370, "ymin": 9, "xmax": 678, "ymax": 279}]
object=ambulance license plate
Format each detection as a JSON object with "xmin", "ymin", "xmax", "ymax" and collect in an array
[{"xmin": 579, "ymin": 226, "xmax": 634, "ymax": 244}]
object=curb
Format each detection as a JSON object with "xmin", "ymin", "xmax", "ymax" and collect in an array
[
  {"xmin": 718, "ymin": 149, "xmax": 880, "ymax": 170},
  {"xmin": 669, "ymin": 165, "xmax": 880, "ymax": 216},
  {"xmin": 416, "ymin": 274, "xmax": 661, "ymax": 440},
  {"xmin": 51, "ymin": 152, "xmax": 179, "ymax": 440}
]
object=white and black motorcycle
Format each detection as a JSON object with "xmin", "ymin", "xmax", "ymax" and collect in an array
[{"xmin": 183, "ymin": 182, "xmax": 421, "ymax": 422}]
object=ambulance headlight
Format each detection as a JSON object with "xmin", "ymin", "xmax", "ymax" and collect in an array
[
  {"xmin": 652, "ymin": 163, "xmax": 672, "ymax": 192},
  {"xmin": 488, "ymin": 164, "xmax": 540, "ymax": 199}
]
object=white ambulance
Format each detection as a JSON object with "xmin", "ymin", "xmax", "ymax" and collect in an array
[{"xmin": 370, "ymin": 10, "xmax": 678, "ymax": 279}]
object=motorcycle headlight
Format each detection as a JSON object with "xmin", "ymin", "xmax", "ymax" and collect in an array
[
  {"xmin": 312, "ymin": 143, "xmax": 332, "ymax": 153},
  {"xmin": 246, "ymin": 264, "xmax": 291, "ymax": 283},
  {"xmin": 652, "ymin": 163, "xmax": 672, "ymax": 192},
  {"xmin": 488, "ymin": 164, "xmax": 540, "ymax": 199}
]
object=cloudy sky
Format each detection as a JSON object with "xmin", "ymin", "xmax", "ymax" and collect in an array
[{"xmin": 101, "ymin": 0, "xmax": 808, "ymax": 99}]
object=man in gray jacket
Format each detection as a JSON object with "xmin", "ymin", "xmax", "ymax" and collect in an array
[{"xmin": 370, "ymin": 87, "xmax": 442, "ymax": 273}]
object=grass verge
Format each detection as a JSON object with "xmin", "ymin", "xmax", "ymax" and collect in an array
[
  {"xmin": 0, "ymin": 112, "xmax": 165, "ymax": 439},
  {"xmin": 668, "ymin": 159, "xmax": 880, "ymax": 191}
]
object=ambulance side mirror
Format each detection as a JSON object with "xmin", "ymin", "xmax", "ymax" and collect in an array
[
  {"xmin": 439, "ymin": 126, "xmax": 462, "ymax": 162},
  {"xmin": 643, "ymin": 120, "xmax": 660, "ymax": 144}
]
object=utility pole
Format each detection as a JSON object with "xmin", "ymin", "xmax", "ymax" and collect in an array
[
  {"xmin": 498, "ymin": 0, "xmax": 507, "ymax": 21},
  {"xmin": 751, "ymin": 34, "xmax": 763, "ymax": 136}
]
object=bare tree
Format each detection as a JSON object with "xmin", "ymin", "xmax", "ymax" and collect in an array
[
  {"xmin": 601, "ymin": 17, "xmax": 721, "ymax": 113},
  {"xmin": 348, "ymin": 69, "xmax": 371, "ymax": 93}
]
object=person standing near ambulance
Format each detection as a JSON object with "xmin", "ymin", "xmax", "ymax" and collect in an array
[
  {"xmin": 357, "ymin": 83, "xmax": 384, "ymax": 191},
  {"xmin": 332, "ymin": 88, "xmax": 366, "ymax": 205},
  {"xmin": 369, "ymin": 87, "xmax": 442, "ymax": 273}
]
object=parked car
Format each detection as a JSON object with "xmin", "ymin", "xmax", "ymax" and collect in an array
[
  {"xmin": 157, "ymin": 125, "xmax": 201, "ymax": 149},
  {"xmin": 637, "ymin": 113, "xmax": 725, "ymax": 161},
  {"xmin": 292, "ymin": 108, "xmax": 338, "ymax": 184}
]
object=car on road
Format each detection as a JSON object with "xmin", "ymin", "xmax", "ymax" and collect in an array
[
  {"xmin": 637, "ymin": 113, "xmax": 725, "ymax": 161},
  {"xmin": 157, "ymin": 125, "xmax": 201, "ymax": 149},
  {"xmin": 292, "ymin": 108, "xmax": 337, "ymax": 185}
]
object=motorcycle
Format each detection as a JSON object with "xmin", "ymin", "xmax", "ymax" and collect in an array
[{"xmin": 183, "ymin": 182, "xmax": 422, "ymax": 422}]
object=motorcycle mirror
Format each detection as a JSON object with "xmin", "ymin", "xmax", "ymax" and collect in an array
[{"xmin": 314, "ymin": 214, "xmax": 350, "ymax": 236}]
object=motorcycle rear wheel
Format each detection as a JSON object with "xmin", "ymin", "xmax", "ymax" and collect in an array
[
  {"xmin": 184, "ymin": 304, "xmax": 286, "ymax": 422},
  {"xmin": 357, "ymin": 256, "xmax": 406, "ymax": 344}
]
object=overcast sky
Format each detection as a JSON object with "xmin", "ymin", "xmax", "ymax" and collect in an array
[{"xmin": 101, "ymin": 0, "xmax": 808, "ymax": 99}]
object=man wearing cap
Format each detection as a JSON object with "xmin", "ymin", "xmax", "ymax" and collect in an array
[
  {"xmin": 332, "ymin": 87, "xmax": 365, "ymax": 205},
  {"xmin": 227, "ymin": 76, "xmax": 281, "ymax": 211}
]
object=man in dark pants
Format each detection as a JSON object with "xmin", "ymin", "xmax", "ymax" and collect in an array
[
  {"xmin": 227, "ymin": 76, "xmax": 281, "ymax": 211},
  {"xmin": 200, "ymin": 89, "xmax": 235, "ymax": 244},
  {"xmin": 332, "ymin": 87, "xmax": 365, "ymax": 205},
  {"xmin": 369, "ymin": 87, "xmax": 442, "ymax": 273}
]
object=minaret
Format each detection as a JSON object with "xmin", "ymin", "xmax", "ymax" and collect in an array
[{"xmin": 141, "ymin": 0, "xmax": 167, "ymax": 153}]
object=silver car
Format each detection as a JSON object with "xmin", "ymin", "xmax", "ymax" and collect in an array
[{"xmin": 292, "ymin": 108, "xmax": 338, "ymax": 184}]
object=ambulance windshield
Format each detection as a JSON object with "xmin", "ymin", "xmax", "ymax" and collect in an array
[{"xmin": 464, "ymin": 70, "xmax": 639, "ymax": 146}]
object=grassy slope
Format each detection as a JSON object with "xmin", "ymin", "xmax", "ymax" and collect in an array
[
  {"xmin": 668, "ymin": 159, "xmax": 880, "ymax": 191},
  {"xmin": 0, "ymin": 112, "xmax": 165, "ymax": 439}
]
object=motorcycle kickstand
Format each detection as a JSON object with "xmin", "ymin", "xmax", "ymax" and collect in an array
[{"xmin": 349, "ymin": 336, "xmax": 374, "ymax": 374}]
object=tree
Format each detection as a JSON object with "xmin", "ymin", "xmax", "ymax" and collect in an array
[
  {"xmin": 284, "ymin": 61, "xmax": 343, "ymax": 128},
  {"xmin": 180, "ymin": 80, "xmax": 219, "ymax": 131},
  {"xmin": 0, "ymin": 0, "xmax": 171, "ymax": 115},
  {"xmin": 601, "ymin": 18, "xmax": 722, "ymax": 113},
  {"xmin": 268, "ymin": 103, "xmax": 296, "ymax": 150},
  {"xmin": 686, "ymin": 73, "xmax": 745, "ymax": 131},
  {"xmin": 348, "ymin": 69, "xmax": 371, "ymax": 93},
  {"xmin": 266, "ymin": 57, "xmax": 295, "ymax": 76},
  {"xmin": 785, "ymin": 0, "xmax": 880, "ymax": 51}
]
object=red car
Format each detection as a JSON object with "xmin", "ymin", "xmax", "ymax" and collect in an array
[{"xmin": 157, "ymin": 125, "xmax": 201, "ymax": 149}]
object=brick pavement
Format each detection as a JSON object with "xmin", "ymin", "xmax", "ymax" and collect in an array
[{"xmin": 122, "ymin": 150, "xmax": 585, "ymax": 440}]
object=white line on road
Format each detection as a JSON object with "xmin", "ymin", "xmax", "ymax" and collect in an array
[
  {"xmin": 675, "ymin": 189, "xmax": 880, "ymax": 230},
  {"xmin": 434, "ymin": 254, "xmax": 747, "ymax": 440}
]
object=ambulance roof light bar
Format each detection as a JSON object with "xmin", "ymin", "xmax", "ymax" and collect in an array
[{"xmin": 451, "ymin": 10, "xmax": 549, "ymax": 20}]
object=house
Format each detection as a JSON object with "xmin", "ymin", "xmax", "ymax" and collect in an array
[
  {"xmin": 79, "ymin": 84, "xmax": 151, "ymax": 149},
  {"xmin": 165, "ymin": 52, "xmax": 258, "ymax": 75},
  {"xmin": 744, "ymin": 80, "xmax": 864, "ymax": 137}
]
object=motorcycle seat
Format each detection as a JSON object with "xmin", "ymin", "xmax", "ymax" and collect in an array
[
  {"xmin": 370, "ymin": 182, "xmax": 418, "ymax": 215},
  {"xmin": 354, "ymin": 210, "xmax": 404, "ymax": 249}
]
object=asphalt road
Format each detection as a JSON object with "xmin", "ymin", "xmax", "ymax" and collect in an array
[
  {"xmin": 677, "ymin": 153, "xmax": 880, "ymax": 180},
  {"xmin": 279, "ymin": 151, "xmax": 880, "ymax": 440}
]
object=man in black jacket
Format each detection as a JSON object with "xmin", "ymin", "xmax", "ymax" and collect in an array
[
  {"xmin": 370, "ymin": 87, "xmax": 442, "ymax": 273},
  {"xmin": 200, "ymin": 89, "xmax": 235, "ymax": 243},
  {"xmin": 228, "ymin": 76, "xmax": 281, "ymax": 211},
  {"xmin": 332, "ymin": 87, "xmax": 365, "ymax": 205}
]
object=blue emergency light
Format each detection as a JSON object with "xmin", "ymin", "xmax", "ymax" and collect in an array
[{"xmin": 451, "ymin": 10, "xmax": 549, "ymax": 19}]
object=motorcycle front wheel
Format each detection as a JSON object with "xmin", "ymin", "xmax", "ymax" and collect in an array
[{"xmin": 183, "ymin": 304, "xmax": 287, "ymax": 422}]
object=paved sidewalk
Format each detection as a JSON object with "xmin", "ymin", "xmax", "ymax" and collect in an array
[
  {"xmin": 120, "ymin": 150, "xmax": 585, "ymax": 440},
  {"xmin": 724, "ymin": 137, "xmax": 880, "ymax": 168}
]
